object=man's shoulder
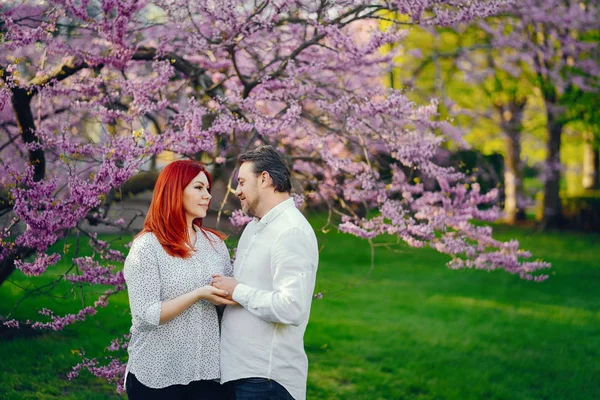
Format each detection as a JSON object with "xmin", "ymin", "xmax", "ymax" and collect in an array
[
  {"xmin": 272, "ymin": 208, "xmax": 316, "ymax": 241},
  {"xmin": 278, "ymin": 205, "xmax": 312, "ymax": 227}
]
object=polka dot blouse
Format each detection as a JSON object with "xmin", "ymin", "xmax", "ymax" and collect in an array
[{"xmin": 123, "ymin": 227, "xmax": 232, "ymax": 389}]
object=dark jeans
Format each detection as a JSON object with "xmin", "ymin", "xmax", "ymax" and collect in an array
[
  {"xmin": 228, "ymin": 378, "xmax": 295, "ymax": 400},
  {"xmin": 126, "ymin": 372, "xmax": 231, "ymax": 400}
]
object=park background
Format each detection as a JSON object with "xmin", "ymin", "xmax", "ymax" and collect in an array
[{"xmin": 1, "ymin": 1, "xmax": 599, "ymax": 399}]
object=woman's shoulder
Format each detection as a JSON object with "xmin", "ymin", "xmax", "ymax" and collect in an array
[
  {"xmin": 124, "ymin": 232, "xmax": 161, "ymax": 272},
  {"xmin": 201, "ymin": 229, "xmax": 230, "ymax": 256},
  {"xmin": 203, "ymin": 229, "xmax": 224, "ymax": 242},
  {"xmin": 204, "ymin": 230, "xmax": 229, "ymax": 249},
  {"xmin": 130, "ymin": 231, "xmax": 161, "ymax": 251}
]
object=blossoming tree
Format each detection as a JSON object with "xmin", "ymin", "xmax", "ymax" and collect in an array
[
  {"xmin": 1, "ymin": 0, "xmax": 551, "ymax": 390},
  {"xmin": 389, "ymin": 0, "xmax": 600, "ymax": 226},
  {"xmin": 477, "ymin": 0, "xmax": 600, "ymax": 229}
]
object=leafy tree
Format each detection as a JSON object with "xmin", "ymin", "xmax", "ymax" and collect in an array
[
  {"xmin": 478, "ymin": 0, "xmax": 600, "ymax": 229},
  {"xmin": 390, "ymin": 24, "xmax": 536, "ymax": 223},
  {"xmin": 564, "ymin": 86, "xmax": 600, "ymax": 190}
]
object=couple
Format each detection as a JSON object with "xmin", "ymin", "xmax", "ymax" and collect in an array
[{"xmin": 123, "ymin": 146, "xmax": 319, "ymax": 400}]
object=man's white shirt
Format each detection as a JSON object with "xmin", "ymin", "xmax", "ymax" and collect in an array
[{"xmin": 220, "ymin": 198, "xmax": 319, "ymax": 400}]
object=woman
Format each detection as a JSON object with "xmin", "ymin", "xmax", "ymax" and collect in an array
[{"xmin": 123, "ymin": 160, "xmax": 234, "ymax": 400}]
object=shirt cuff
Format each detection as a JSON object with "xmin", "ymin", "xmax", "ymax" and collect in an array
[
  {"xmin": 232, "ymin": 283, "xmax": 253, "ymax": 307},
  {"xmin": 144, "ymin": 301, "xmax": 162, "ymax": 327}
]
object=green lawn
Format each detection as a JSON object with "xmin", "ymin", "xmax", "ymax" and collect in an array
[{"xmin": 1, "ymin": 221, "xmax": 599, "ymax": 399}]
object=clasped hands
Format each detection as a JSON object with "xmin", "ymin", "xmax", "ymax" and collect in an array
[
  {"xmin": 210, "ymin": 274, "xmax": 239, "ymax": 305},
  {"xmin": 197, "ymin": 275, "xmax": 238, "ymax": 306}
]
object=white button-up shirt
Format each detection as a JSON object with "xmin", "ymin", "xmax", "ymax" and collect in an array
[{"xmin": 220, "ymin": 198, "xmax": 319, "ymax": 400}]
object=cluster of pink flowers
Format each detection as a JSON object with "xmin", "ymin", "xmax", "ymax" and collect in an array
[
  {"xmin": 29, "ymin": 306, "xmax": 97, "ymax": 331},
  {"xmin": 68, "ymin": 356, "xmax": 127, "ymax": 393},
  {"xmin": 14, "ymin": 253, "xmax": 61, "ymax": 276},
  {"xmin": 229, "ymin": 209, "xmax": 253, "ymax": 227},
  {"xmin": 68, "ymin": 256, "xmax": 125, "ymax": 286}
]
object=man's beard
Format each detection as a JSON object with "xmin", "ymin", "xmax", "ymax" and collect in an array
[{"xmin": 242, "ymin": 197, "xmax": 260, "ymax": 218}]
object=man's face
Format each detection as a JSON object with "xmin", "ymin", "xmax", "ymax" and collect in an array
[{"xmin": 235, "ymin": 162, "xmax": 261, "ymax": 217}]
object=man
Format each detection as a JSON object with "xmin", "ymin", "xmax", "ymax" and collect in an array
[{"xmin": 211, "ymin": 145, "xmax": 319, "ymax": 400}]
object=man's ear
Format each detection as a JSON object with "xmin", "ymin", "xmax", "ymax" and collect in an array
[{"xmin": 260, "ymin": 171, "xmax": 271, "ymax": 188}]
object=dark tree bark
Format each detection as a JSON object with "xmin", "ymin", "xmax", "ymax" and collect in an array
[
  {"xmin": 0, "ymin": 256, "xmax": 16, "ymax": 290},
  {"xmin": 541, "ymin": 103, "xmax": 564, "ymax": 230},
  {"xmin": 0, "ymin": 73, "xmax": 45, "ymax": 287},
  {"xmin": 0, "ymin": 248, "xmax": 34, "ymax": 292},
  {"xmin": 11, "ymin": 88, "xmax": 44, "ymax": 182}
]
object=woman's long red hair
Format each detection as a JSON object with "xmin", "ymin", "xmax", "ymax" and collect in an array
[{"xmin": 139, "ymin": 160, "xmax": 225, "ymax": 258}]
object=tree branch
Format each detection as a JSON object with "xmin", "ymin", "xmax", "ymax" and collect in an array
[{"xmin": 132, "ymin": 47, "xmax": 222, "ymax": 98}]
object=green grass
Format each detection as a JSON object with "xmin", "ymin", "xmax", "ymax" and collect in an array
[
  {"xmin": 1, "ymin": 221, "xmax": 599, "ymax": 399},
  {"xmin": 307, "ymin": 222, "xmax": 600, "ymax": 400}
]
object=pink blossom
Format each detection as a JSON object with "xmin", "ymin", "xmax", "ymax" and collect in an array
[{"xmin": 229, "ymin": 210, "xmax": 253, "ymax": 227}]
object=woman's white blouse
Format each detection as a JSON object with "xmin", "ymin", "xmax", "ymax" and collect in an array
[{"xmin": 123, "ymin": 228, "xmax": 232, "ymax": 389}]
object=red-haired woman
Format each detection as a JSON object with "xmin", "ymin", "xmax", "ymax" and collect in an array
[{"xmin": 123, "ymin": 160, "xmax": 234, "ymax": 400}]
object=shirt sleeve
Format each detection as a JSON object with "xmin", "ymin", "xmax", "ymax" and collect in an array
[
  {"xmin": 123, "ymin": 234, "xmax": 162, "ymax": 330},
  {"xmin": 232, "ymin": 227, "xmax": 317, "ymax": 326}
]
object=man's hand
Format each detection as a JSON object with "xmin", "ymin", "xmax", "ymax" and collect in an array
[
  {"xmin": 197, "ymin": 285, "xmax": 237, "ymax": 306},
  {"xmin": 211, "ymin": 275, "xmax": 239, "ymax": 300}
]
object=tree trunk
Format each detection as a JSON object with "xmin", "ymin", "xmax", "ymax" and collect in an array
[
  {"xmin": 582, "ymin": 131, "xmax": 600, "ymax": 190},
  {"xmin": 541, "ymin": 105, "xmax": 564, "ymax": 230},
  {"xmin": 499, "ymin": 101, "xmax": 527, "ymax": 223},
  {"xmin": 12, "ymin": 88, "xmax": 45, "ymax": 182},
  {"xmin": 0, "ymin": 256, "xmax": 16, "ymax": 289},
  {"xmin": 0, "ymin": 248, "xmax": 34, "ymax": 289},
  {"xmin": 0, "ymin": 87, "xmax": 45, "ymax": 288}
]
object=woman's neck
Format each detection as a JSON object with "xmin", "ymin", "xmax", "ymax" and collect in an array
[{"xmin": 187, "ymin": 225, "xmax": 197, "ymax": 248}]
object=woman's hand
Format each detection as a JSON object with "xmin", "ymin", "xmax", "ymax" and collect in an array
[
  {"xmin": 157, "ymin": 286, "xmax": 236, "ymax": 325},
  {"xmin": 210, "ymin": 274, "xmax": 238, "ymax": 300},
  {"xmin": 197, "ymin": 285, "xmax": 237, "ymax": 306}
]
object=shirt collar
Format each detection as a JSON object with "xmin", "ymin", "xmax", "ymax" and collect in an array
[{"xmin": 256, "ymin": 197, "xmax": 295, "ymax": 227}]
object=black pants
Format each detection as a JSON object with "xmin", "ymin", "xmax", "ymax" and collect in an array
[{"xmin": 126, "ymin": 372, "xmax": 232, "ymax": 400}]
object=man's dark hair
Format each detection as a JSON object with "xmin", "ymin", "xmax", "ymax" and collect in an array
[{"xmin": 239, "ymin": 145, "xmax": 292, "ymax": 193}]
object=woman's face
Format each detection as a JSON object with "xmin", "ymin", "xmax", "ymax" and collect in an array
[{"xmin": 182, "ymin": 171, "xmax": 212, "ymax": 223}]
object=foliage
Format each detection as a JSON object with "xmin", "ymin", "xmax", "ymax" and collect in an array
[
  {"xmin": 561, "ymin": 190, "xmax": 600, "ymax": 231},
  {"xmin": 448, "ymin": 149, "xmax": 504, "ymax": 195}
]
